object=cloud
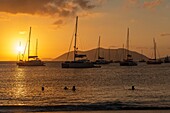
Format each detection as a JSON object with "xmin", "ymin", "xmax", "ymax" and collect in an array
[
  {"xmin": 0, "ymin": 0, "xmax": 100, "ymax": 27},
  {"xmin": 19, "ymin": 31, "xmax": 26, "ymax": 35},
  {"xmin": 125, "ymin": 0, "xmax": 164, "ymax": 10},
  {"xmin": 161, "ymin": 33, "xmax": 170, "ymax": 36},
  {"xmin": 53, "ymin": 20, "xmax": 63, "ymax": 25},
  {"xmin": 0, "ymin": 0, "xmax": 97, "ymax": 17},
  {"xmin": 0, "ymin": 13, "xmax": 10, "ymax": 21},
  {"xmin": 143, "ymin": 0, "xmax": 163, "ymax": 9},
  {"xmin": 128, "ymin": 0, "xmax": 138, "ymax": 4},
  {"xmin": 73, "ymin": 0, "xmax": 95, "ymax": 9}
]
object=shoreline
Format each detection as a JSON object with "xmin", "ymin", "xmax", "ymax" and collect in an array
[{"xmin": 0, "ymin": 105, "xmax": 169, "ymax": 112}]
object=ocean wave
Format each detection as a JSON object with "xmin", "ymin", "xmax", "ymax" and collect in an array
[{"xmin": 0, "ymin": 101, "xmax": 170, "ymax": 112}]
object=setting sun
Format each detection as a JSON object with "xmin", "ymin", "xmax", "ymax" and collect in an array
[{"xmin": 16, "ymin": 42, "xmax": 24, "ymax": 54}]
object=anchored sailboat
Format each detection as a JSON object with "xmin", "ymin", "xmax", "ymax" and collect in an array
[
  {"xmin": 17, "ymin": 27, "xmax": 45, "ymax": 66},
  {"xmin": 146, "ymin": 38, "xmax": 162, "ymax": 64},
  {"xmin": 93, "ymin": 36, "xmax": 110, "ymax": 64},
  {"xmin": 120, "ymin": 28, "xmax": 137, "ymax": 66},
  {"xmin": 62, "ymin": 16, "xmax": 98, "ymax": 68},
  {"xmin": 164, "ymin": 56, "xmax": 170, "ymax": 63}
]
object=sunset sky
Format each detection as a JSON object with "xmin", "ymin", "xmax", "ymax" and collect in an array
[{"xmin": 0, "ymin": 0, "xmax": 170, "ymax": 61}]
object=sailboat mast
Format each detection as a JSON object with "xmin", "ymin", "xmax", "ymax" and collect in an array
[
  {"xmin": 126, "ymin": 28, "xmax": 129, "ymax": 60},
  {"xmin": 28, "ymin": 27, "xmax": 31, "ymax": 61},
  {"xmin": 98, "ymin": 36, "xmax": 101, "ymax": 59},
  {"xmin": 153, "ymin": 38, "xmax": 157, "ymax": 60},
  {"xmin": 74, "ymin": 16, "xmax": 78, "ymax": 61}
]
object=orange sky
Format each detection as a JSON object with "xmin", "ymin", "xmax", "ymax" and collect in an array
[{"xmin": 0, "ymin": 0, "xmax": 170, "ymax": 61}]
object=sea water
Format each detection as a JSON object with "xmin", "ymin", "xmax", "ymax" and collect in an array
[{"xmin": 0, "ymin": 62, "xmax": 169, "ymax": 112}]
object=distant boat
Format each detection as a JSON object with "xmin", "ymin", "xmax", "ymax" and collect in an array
[
  {"xmin": 120, "ymin": 28, "xmax": 137, "ymax": 66},
  {"xmin": 17, "ymin": 27, "xmax": 45, "ymax": 66},
  {"xmin": 93, "ymin": 36, "xmax": 110, "ymax": 64},
  {"xmin": 146, "ymin": 38, "xmax": 162, "ymax": 65},
  {"xmin": 139, "ymin": 59, "xmax": 146, "ymax": 62},
  {"xmin": 139, "ymin": 50, "xmax": 146, "ymax": 62},
  {"xmin": 62, "ymin": 16, "xmax": 99, "ymax": 68},
  {"xmin": 113, "ymin": 48, "xmax": 121, "ymax": 63},
  {"xmin": 164, "ymin": 56, "xmax": 170, "ymax": 63}
]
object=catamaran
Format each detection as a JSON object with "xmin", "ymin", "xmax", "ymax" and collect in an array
[
  {"xmin": 120, "ymin": 28, "xmax": 137, "ymax": 66},
  {"xmin": 62, "ymin": 16, "xmax": 98, "ymax": 68},
  {"xmin": 17, "ymin": 27, "xmax": 45, "ymax": 66},
  {"xmin": 93, "ymin": 36, "xmax": 110, "ymax": 64},
  {"xmin": 146, "ymin": 38, "xmax": 162, "ymax": 64}
]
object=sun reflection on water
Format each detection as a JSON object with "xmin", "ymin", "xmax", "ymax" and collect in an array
[{"xmin": 12, "ymin": 67, "xmax": 27, "ymax": 102}]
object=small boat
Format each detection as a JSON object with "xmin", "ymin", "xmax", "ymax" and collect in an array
[
  {"xmin": 17, "ymin": 27, "xmax": 45, "ymax": 66},
  {"xmin": 93, "ymin": 36, "xmax": 110, "ymax": 64},
  {"xmin": 120, "ymin": 28, "xmax": 137, "ymax": 66},
  {"xmin": 164, "ymin": 56, "xmax": 170, "ymax": 63},
  {"xmin": 120, "ymin": 59, "xmax": 138, "ymax": 66},
  {"xmin": 147, "ymin": 59, "xmax": 162, "ymax": 64},
  {"xmin": 139, "ymin": 59, "xmax": 146, "ymax": 62},
  {"xmin": 146, "ymin": 38, "xmax": 162, "ymax": 65},
  {"xmin": 62, "ymin": 16, "xmax": 99, "ymax": 68},
  {"xmin": 139, "ymin": 50, "xmax": 146, "ymax": 62}
]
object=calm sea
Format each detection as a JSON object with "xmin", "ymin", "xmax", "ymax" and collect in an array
[{"xmin": 0, "ymin": 62, "xmax": 169, "ymax": 112}]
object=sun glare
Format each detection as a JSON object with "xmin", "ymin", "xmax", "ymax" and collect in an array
[
  {"xmin": 16, "ymin": 46, "xmax": 24, "ymax": 53},
  {"xmin": 15, "ymin": 41, "xmax": 25, "ymax": 54}
]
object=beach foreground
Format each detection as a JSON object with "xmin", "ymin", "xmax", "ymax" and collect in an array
[{"xmin": 41, "ymin": 110, "xmax": 170, "ymax": 113}]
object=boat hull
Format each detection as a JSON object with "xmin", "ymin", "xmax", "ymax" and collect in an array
[
  {"xmin": 146, "ymin": 61, "xmax": 162, "ymax": 64},
  {"xmin": 120, "ymin": 61, "xmax": 137, "ymax": 66},
  {"xmin": 17, "ymin": 60, "xmax": 45, "ymax": 66},
  {"xmin": 93, "ymin": 59, "xmax": 110, "ymax": 64},
  {"xmin": 164, "ymin": 61, "xmax": 170, "ymax": 63},
  {"xmin": 62, "ymin": 61, "xmax": 95, "ymax": 68}
]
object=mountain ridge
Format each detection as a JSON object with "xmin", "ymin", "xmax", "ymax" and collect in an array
[{"xmin": 54, "ymin": 48, "xmax": 149, "ymax": 61}]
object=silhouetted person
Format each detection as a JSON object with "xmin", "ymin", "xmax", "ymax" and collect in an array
[
  {"xmin": 42, "ymin": 86, "xmax": 44, "ymax": 91},
  {"xmin": 132, "ymin": 86, "xmax": 135, "ymax": 90},
  {"xmin": 72, "ymin": 86, "xmax": 76, "ymax": 91},
  {"xmin": 64, "ymin": 86, "xmax": 68, "ymax": 90}
]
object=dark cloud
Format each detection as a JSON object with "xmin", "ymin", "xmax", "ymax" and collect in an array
[
  {"xmin": 73, "ymin": 0, "xmax": 95, "ymax": 9},
  {"xmin": 53, "ymin": 19, "xmax": 63, "ymax": 25},
  {"xmin": 0, "ymin": 0, "xmax": 96, "ymax": 17},
  {"xmin": 53, "ymin": 19, "xmax": 64, "ymax": 28}
]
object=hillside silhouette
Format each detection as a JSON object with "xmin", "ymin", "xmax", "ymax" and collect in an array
[{"xmin": 54, "ymin": 48, "xmax": 149, "ymax": 61}]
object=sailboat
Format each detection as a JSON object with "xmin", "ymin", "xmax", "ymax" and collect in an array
[
  {"xmin": 62, "ymin": 16, "xmax": 98, "ymax": 68},
  {"xmin": 93, "ymin": 36, "xmax": 110, "ymax": 64},
  {"xmin": 164, "ymin": 56, "xmax": 170, "ymax": 63},
  {"xmin": 120, "ymin": 28, "xmax": 137, "ymax": 66},
  {"xmin": 146, "ymin": 38, "xmax": 162, "ymax": 64},
  {"xmin": 17, "ymin": 27, "xmax": 45, "ymax": 66}
]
